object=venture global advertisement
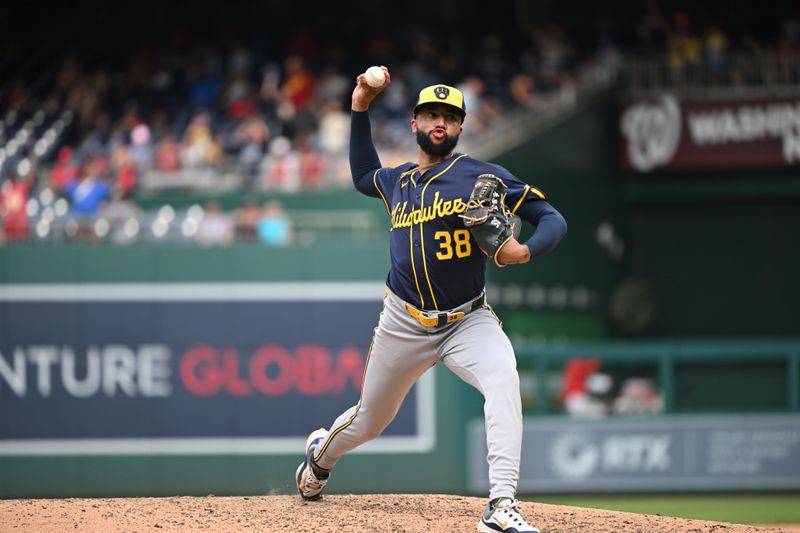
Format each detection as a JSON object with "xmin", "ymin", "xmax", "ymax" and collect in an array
[{"xmin": 0, "ymin": 283, "xmax": 434, "ymax": 455}]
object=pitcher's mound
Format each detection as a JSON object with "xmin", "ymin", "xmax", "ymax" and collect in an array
[{"xmin": 0, "ymin": 493, "xmax": 788, "ymax": 532}]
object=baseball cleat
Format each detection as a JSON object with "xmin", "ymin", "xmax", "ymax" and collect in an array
[
  {"xmin": 477, "ymin": 498, "xmax": 540, "ymax": 533},
  {"xmin": 295, "ymin": 427, "xmax": 330, "ymax": 500}
]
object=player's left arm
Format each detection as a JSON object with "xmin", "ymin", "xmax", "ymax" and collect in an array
[{"xmin": 497, "ymin": 174, "xmax": 567, "ymax": 265}]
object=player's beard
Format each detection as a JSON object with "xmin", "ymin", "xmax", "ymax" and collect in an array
[{"xmin": 416, "ymin": 128, "xmax": 459, "ymax": 157}]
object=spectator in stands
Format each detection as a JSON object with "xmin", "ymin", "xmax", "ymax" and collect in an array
[
  {"xmin": 188, "ymin": 60, "xmax": 223, "ymax": 110},
  {"xmin": 64, "ymin": 159, "xmax": 110, "ymax": 215},
  {"xmin": 154, "ymin": 135, "xmax": 182, "ymax": 174},
  {"xmin": 258, "ymin": 62, "xmax": 283, "ymax": 120},
  {"xmin": 612, "ymin": 377, "xmax": 664, "ymax": 415},
  {"xmin": 667, "ymin": 10, "xmax": 703, "ymax": 83},
  {"xmin": 195, "ymin": 200, "xmax": 234, "ymax": 246},
  {"xmin": 316, "ymin": 98, "xmax": 350, "ymax": 187},
  {"xmin": 1, "ymin": 167, "xmax": 33, "ymax": 242},
  {"xmin": 223, "ymin": 72, "xmax": 257, "ymax": 120},
  {"xmin": 317, "ymin": 99, "xmax": 349, "ymax": 156},
  {"xmin": 258, "ymin": 136, "xmax": 300, "ymax": 192},
  {"xmin": 113, "ymin": 104, "xmax": 144, "ymax": 150},
  {"xmin": 508, "ymin": 72, "xmax": 541, "ymax": 111},
  {"xmin": 704, "ymin": 24, "xmax": 729, "ymax": 81},
  {"xmin": 278, "ymin": 55, "xmax": 316, "ymax": 137},
  {"xmin": 130, "ymin": 123, "xmax": 154, "ymax": 171},
  {"xmin": 233, "ymin": 196, "xmax": 261, "ymax": 241},
  {"xmin": 182, "ymin": 112, "xmax": 219, "ymax": 169},
  {"xmin": 79, "ymin": 111, "xmax": 113, "ymax": 162},
  {"xmin": 110, "ymin": 144, "xmax": 138, "ymax": 197},
  {"xmin": 231, "ymin": 111, "xmax": 270, "ymax": 180},
  {"xmin": 256, "ymin": 199, "xmax": 293, "ymax": 246},
  {"xmin": 63, "ymin": 159, "xmax": 111, "ymax": 240},
  {"xmin": 280, "ymin": 55, "xmax": 316, "ymax": 112}
]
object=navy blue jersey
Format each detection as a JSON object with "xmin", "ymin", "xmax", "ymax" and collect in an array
[
  {"xmin": 356, "ymin": 153, "xmax": 551, "ymax": 310},
  {"xmin": 349, "ymin": 110, "xmax": 566, "ymax": 311}
]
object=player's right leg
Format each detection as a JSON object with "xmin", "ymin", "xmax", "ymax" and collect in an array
[{"xmin": 296, "ymin": 291, "xmax": 436, "ymax": 499}]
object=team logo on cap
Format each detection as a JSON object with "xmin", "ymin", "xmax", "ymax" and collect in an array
[{"xmin": 434, "ymin": 86, "xmax": 450, "ymax": 99}]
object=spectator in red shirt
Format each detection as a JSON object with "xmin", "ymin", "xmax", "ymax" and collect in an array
[
  {"xmin": 1, "ymin": 169, "xmax": 32, "ymax": 241},
  {"xmin": 154, "ymin": 135, "xmax": 181, "ymax": 173},
  {"xmin": 280, "ymin": 55, "xmax": 315, "ymax": 111}
]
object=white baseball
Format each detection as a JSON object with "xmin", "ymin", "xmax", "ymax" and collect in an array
[{"xmin": 364, "ymin": 66, "xmax": 385, "ymax": 88}]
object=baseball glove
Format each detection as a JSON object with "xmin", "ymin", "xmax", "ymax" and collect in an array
[{"xmin": 459, "ymin": 173, "xmax": 521, "ymax": 267}]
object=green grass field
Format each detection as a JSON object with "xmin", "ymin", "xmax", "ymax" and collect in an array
[{"xmin": 525, "ymin": 493, "xmax": 800, "ymax": 524}]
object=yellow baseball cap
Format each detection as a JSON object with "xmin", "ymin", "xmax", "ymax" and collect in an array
[{"xmin": 413, "ymin": 84, "xmax": 466, "ymax": 122}]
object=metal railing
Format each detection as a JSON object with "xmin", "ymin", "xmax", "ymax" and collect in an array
[
  {"xmin": 621, "ymin": 51, "xmax": 800, "ymax": 99},
  {"xmin": 517, "ymin": 339, "xmax": 800, "ymax": 416}
]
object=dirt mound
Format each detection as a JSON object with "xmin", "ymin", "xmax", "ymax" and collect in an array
[{"xmin": 0, "ymin": 493, "xmax": 788, "ymax": 532}]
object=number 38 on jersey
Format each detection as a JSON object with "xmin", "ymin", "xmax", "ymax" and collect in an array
[{"xmin": 434, "ymin": 229, "xmax": 472, "ymax": 260}]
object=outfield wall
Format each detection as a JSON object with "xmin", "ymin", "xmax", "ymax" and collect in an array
[{"xmin": 2, "ymin": 246, "xmax": 798, "ymax": 497}]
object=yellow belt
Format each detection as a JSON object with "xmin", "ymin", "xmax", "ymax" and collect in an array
[
  {"xmin": 403, "ymin": 292, "xmax": 485, "ymax": 328},
  {"xmin": 405, "ymin": 304, "xmax": 465, "ymax": 327}
]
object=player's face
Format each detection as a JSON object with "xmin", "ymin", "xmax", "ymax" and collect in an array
[{"xmin": 412, "ymin": 105, "xmax": 462, "ymax": 157}]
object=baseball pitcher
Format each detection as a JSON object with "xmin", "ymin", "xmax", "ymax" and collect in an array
[{"xmin": 296, "ymin": 66, "xmax": 567, "ymax": 533}]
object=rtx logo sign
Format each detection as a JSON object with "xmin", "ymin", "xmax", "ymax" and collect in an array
[{"xmin": 549, "ymin": 432, "xmax": 671, "ymax": 480}]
